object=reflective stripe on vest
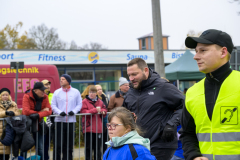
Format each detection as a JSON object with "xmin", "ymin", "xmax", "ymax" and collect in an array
[
  {"xmin": 212, "ymin": 132, "xmax": 240, "ymax": 142},
  {"xmin": 202, "ymin": 154, "xmax": 213, "ymax": 160},
  {"xmin": 215, "ymin": 155, "xmax": 240, "ymax": 160},
  {"xmin": 197, "ymin": 133, "xmax": 210, "ymax": 142},
  {"xmin": 197, "ymin": 132, "xmax": 240, "ymax": 142},
  {"xmin": 202, "ymin": 154, "xmax": 240, "ymax": 160},
  {"xmin": 186, "ymin": 70, "xmax": 240, "ymax": 159}
]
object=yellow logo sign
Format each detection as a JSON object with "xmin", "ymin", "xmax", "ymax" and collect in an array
[{"xmin": 88, "ymin": 52, "xmax": 99, "ymax": 64}]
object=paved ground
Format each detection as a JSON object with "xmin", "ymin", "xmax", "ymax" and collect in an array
[{"xmin": 22, "ymin": 147, "xmax": 102, "ymax": 160}]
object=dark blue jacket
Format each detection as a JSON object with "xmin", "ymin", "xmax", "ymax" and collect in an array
[
  {"xmin": 103, "ymin": 144, "xmax": 156, "ymax": 160},
  {"xmin": 0, "ymin": 124, "xmax": 15, "ymax": 146},
  {"xmin": 123, "ymin": 68, "xmax": 184, "ymax": 149}
]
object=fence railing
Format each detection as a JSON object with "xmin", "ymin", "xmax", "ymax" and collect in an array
[{"xmin": 0, "ymin": 112, "xmax": 109, "ymax": 160}]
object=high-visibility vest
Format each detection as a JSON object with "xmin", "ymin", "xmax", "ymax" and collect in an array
[
  {"xmin": 44, "ymin": 93, "xmax": 53, "ymax": 122},
  {"xmin": 186, "ymin": 70, "xmax": 240, "ymax": 160},
  {"xmin": 48, "ymin": 93, "xmax": 53, "ymax": 104}
]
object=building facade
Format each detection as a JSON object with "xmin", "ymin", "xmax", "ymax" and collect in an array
[
  {"xmin": 0, "ymin": 50, "xmax": 187, "ymax": 96},
  {"xmin": 137, "ymin": 32, "xmax": 169, "ymax": 50}
]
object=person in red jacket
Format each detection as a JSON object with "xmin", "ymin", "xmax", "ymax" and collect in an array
[
  {"xmin": 22, "ymin": 82, "xmax": 52, "ymax": 160},
  {"xmin": 81, "ymin": 85, "xmax": 107, "ymax": 160}
]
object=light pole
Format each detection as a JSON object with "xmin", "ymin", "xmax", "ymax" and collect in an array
[
  {"xmin": 10, "ymin": 62, "xmax": 24, "ymax": 103},
  {"xmin": 151, "ymin": 0, "xmax": 165, "ymax": 77}
]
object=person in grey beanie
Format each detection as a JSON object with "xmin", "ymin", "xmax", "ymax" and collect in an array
[{"xmin": 108, "ymin": 77, "xmax": 129, "ymax": 111}]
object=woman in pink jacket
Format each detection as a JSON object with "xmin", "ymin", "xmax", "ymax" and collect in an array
[{"xmin": 80, "ymin": 85, "xmax": 107, "ymax": 160}]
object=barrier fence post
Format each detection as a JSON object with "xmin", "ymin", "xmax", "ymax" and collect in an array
[
  {"xmin": 55, "ymin": 122, "xmax": 57, "ymax": 160},
  {"xmin": 79, "ymin": 115, "xmax": 81, "ymax": 160},
  {"xmin": 67, "ymin": 122, "xmax": 69, "ymax": 160},
  {"xmin": 90, "ymin": 114, "xmax": 92, "ymax": 160},
  {"xmin": 61, "ymin": 122, "xmax": 63, "ymax": 160},
  {"xmin": 84, "ymin": 115, "xmax": 86, "ymax": 160},
  {"xmin": 42, "ymin": 120, "xmax": 44, "ymax": 160}
]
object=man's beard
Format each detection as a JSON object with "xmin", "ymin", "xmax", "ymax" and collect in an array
[{"xmin": 132, "ymin": 73, "xmax": 147, "ymax": 90}]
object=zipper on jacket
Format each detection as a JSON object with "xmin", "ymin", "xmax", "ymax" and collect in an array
[
  {"xmin": 137, "ymin": 91, "xmax": 141, "ymax": 115},
  {"xmin": 210, "ymin": 73, "xmax": 219, "ymax": 103},
  {"xmin": 210, "ymin": 73, "xmax": 218, "ymax": 122},
  {"xmin": 210, "ymin": 73, "xmax": 219, "ymax": 82},
  {"xmin": 66, "ymin": 91, "xmax": 68, "ymax": 122}
]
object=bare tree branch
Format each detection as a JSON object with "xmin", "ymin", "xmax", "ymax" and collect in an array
[
  {"xmin": 79, "ymin": 42, "xmax": 108, "ymax": 50},
  {"xmin": 29, "ymin": 24, "xmax": 66, "ymax": 49}
]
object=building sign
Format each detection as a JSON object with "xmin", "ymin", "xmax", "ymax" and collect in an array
[{"xmin": 0, "ymin": 50, "xmax": 195, "ymax": 65}]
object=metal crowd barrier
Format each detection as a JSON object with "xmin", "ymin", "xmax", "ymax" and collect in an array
[{"xmin": 0, "ymin": 113, "xmax": 109, "ymax": 160}]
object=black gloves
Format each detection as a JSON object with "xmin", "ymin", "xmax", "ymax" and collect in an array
[
  {"xmin": 5, "ymin": 111, "xmax": 15, "ymax": 116},
  {"xmin": 68, "ymin": 111, "xmax": 74, "ymax": 116},
  {"xmin": 161, "ymin": 124, "xmax": 175, "ymax": 142},
  {"xmin": 29, "ymin": 113, "xmax": 39, "ymax": 120},
  {"xmin": 60, "ymin": 112, "xmax": 66, "ymax": 116}
]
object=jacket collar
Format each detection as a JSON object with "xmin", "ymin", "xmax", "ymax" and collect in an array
[
  {"xmin": 105, "ymin": 131, "xmax": 151, "ymax": 151},
  {"xmin": 133, "ymin": 68, "xmax": 160, "ymax": 90},
  {"xmin": 206, "ymin": 62, "xmax": 232, "ymax": 84},
  {"xmin": 62, "ymin": 86, "xmax": 71, "ymax": 92},
  {"xmin": 86, "ymin": 95, "xmax": 99, "ymax": 102},
  {"xmin": 26, "ymin": 89, "xmax": 47, "ymax": 100},
  {"xmin": 115, "ymin": 90, "xmax": 121, "ymax": 98}
]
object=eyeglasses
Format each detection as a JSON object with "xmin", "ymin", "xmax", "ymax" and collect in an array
[{"xmin": 106, "ymin": 123, "xmax": 123, "ymax": 130}]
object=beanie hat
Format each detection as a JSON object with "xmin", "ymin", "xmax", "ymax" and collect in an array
[
  {"xmin": 0, "ymin": 88, "xmax": 11, "ymax": 95},
  {"xmin": 61, "ymin": 74, "xmax": 72, "ymax": 85},
  {"xmin": 119, "ymin": 77, "xmax": 129, "ymax": 87}
]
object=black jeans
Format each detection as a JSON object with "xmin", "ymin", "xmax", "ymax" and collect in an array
[
  {"xmin": 44, "ymin": 125, "xmax": 54, "ymax": 160},
  {"xmin": 0, "ymin": 154, "xmax": 9, "ymax": 160},
  {"xmin": 151, "ymin": 148, "xmax": 176, "ymax": 160},
  {"xmin": 85, "ymin": 132, "xmax": 102, "ymax": 160},
  {"xmin": 53, "ymin": 122, "xmax": 74, "ymax": 160}
]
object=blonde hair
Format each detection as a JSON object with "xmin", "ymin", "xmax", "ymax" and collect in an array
[
  {"xmin": 227, "ymin": 53, "xmax": 231, "ymax": 61},
  {"xmin": 95, "ymin": 84, "xmax": 101, "ymax": 88},
  {"xmin": 81, "ymin": 85, "xmax": 101, "ymax": 100},
  {"xmin": 215, "ymin": 44, "xmax": 231, "ymax": 61},
  {"xmin": 0, "ymin": 91, "xmax": 12, "ymax": 101},
  {"xmin": 95, "ymin": 84, "xmax": 107, "ymax": 100}
]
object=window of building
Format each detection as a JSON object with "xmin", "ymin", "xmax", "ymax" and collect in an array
[
  {"xmin": 58, "ymin": 70, "xmax": 65, "ymax": 78},
  {"xmin": 122, "ymin": 70, "xmax": 129, "ymax": 80},
  {"xmin": 148, "ymin": 38, "xmax": 151, "ymax": 50},
  {"xmin": 71, "ymin": 82, "xmax": 95, "ymax": 93},
  {"xmin": 142, "ymin": 38, "xmax": 146, "ymax": 50},
  {"xmin": 95, "ymin": 70, "xmax": 121, "ymax": 81},
  {"xmin": 67, "ymin": 70, "xmax": 94, "ymax": 81}
]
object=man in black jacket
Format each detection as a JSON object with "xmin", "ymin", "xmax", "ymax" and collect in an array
[
  {"xmin": 180, "ymin": 29, "xmax": 235, "ymax": 160},
  {"xmin": 123, "ymin": 58, "xmax": 184, "ymax": 160}
]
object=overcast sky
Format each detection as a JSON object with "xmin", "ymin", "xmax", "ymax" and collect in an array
[{"xmin": 0, "ymin": 0, "xmax": 239, "ymax": 50}]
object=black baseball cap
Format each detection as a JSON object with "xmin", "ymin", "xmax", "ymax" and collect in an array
[
  {"xmin": 33, "ymin": 82, "xmax": 47, "ymax": 91},
  {"xmin": 185, "ymin": 29, "xmax": 234, "ymax": 54}
]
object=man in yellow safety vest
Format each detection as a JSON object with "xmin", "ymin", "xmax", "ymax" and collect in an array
[
  {"xmin": 180, "ymin": 29, "xmax": 238, "ymax": 160},
  {"xmin": 42, "ymin": 79, "xmax": 54, "ymax": 160}
]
